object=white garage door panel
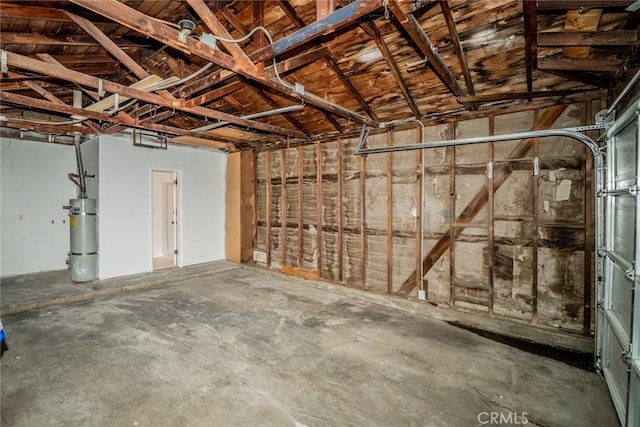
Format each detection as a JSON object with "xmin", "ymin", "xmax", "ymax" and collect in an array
[{"xmin": 599, "ymin": 104, "xmax": 638, "ymax": 426}]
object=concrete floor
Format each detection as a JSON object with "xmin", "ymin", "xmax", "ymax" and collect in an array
[{"xmin": 1, "ymin": 263, "xmax": 617, "ymax": 426}]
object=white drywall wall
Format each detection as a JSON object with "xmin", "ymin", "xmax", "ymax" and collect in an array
[
  {"xmin": 0, "ymin": 138, "xmax": 77, "ymax": 276},
  {"xmin": 98, "ymin": 135, "xmax": 226, "ymax": 279}
]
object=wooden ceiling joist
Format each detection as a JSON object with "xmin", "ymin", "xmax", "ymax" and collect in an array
[
  {"xmin": 358, "ymin": 20, "xmax": 421, "ymax": 119},
  {"xmin": 69, "ymin": 0, "xmax": 376, "ymax": 127},
  {"xmin": 186, "ymin": 0, "xmax": 258, "ymax": 74},
  {"xmin": 523, "ymin": 0, "xmax": 538, "ymax": 94},
  {"xmin": 388, "ymin": 2, "xmax": 468, "ymax": 105},
  {"xmin": 2, "ymin": 50, "xmax": 306, "ymax": 139},
  {"xmin": 0, "ymin": 32, "xmax": 145, "ymax": 47},
  {"xmin": 251, "ymin": 0, "xmax": 385, "ymax": 63},
  {"xmin": 440, "ymin": 1, "xmax": 476, "ymax": 97},
  {"xmin": 538, "ymin": 30, "xmax": 638, "ymax": 46},
  {"xmin": 536, "ymin": 1, "xmax": 634, "ymax": 11},
  {"xmin": 457, "ymin": 88, "xmax": 604, "ymax": 103},
  {"xmin": 275, "ymin": 0, "xmax": 379, "ymax": 121},
  {"xmin": 538, "ymin": 55, "xmax": 621, "ymax": 71}
]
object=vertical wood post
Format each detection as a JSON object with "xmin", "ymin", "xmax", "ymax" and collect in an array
[
  {"xmin": 449, "ymin": 122, "xmax": 456, "ymax": 307},
  {"xmin": 281, "ymin": 149, "xmax": 288, "ymax": 266},
  {"xmin": 387, "ymin": 132, "xmax": 394, "ymax": 294},
  {"xmin": 298, "ymin": 145, "xmax": 304, "ymax": 267},
  {"xmin": 488, "ymin": 116, "xmax": 495, "ymax": 313},
  {"xmin": 316, "ymin": 143, "xmax": 324, "ymax": 275},
  {"xmin": 416, "ymin": 127, "xmax": 423, "ymax": 295},
  {"xmin": 360, "ymin": 152, "xmax": 367, "ymax": 289},
  {"xmin": 532, "ymin": 109, "xmax": 540, "ymax": 323},
  {"xmin": 266, "ymin": 150, "xmax": 272, "ymax": 267},
  {"xmin": 337, "ymin": 141, "xmax": 344, "ymax": 283}
]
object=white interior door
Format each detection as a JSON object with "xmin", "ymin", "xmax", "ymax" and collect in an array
[
  {"xmin": 152, "ymin": 170, "xmax": 178, "ymax": 270},
  {"xmin": 599, "ymin": 106, "xmax": 639, "ymax": 426}
]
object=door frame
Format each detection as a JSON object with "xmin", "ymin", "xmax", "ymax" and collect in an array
[{"xmin": 151, "ymin": 169, "xmax": 181, "ymax": 270}]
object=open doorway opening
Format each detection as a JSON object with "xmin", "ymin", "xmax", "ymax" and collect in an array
[{"xmin": 152, "ymin": 170, "xmax": 179, "ymax": 271}]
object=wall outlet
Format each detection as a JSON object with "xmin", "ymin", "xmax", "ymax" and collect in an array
[
  {"xmin": 253, "ymin": 250, "xmax": 267, "ymax": 264},
  {"xmin": 418, "ymin": 290, "xmax": 426, "ymax": 301}
]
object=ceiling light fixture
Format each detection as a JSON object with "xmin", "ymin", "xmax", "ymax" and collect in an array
[{"xmin": 178, "ymin": 19, "xmax": 196, "ymax": 43}]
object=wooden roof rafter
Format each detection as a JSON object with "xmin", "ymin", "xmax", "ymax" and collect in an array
[
  {"xmin": 359, "ymin": 19, "xmax": 422, "ymax": 118},
  {"xmin": 2, "ymin": 50, "xmax": 307, "ymax": 139},
  {"xmin": 69, "ymin": 0, "xmax": 377, "ymax": 127},
  {"xmin": 275, "ymin": 0, "xmax": 380, "ymax": 122},
  {"xmin": 0, "ymin": 91, "xmax": 235, "ymax": 150},
  {"xmin": 439, "ymin": 1, "xmax": 475, "ymax": 97},
  {"xmin": 523, "ymin": 0, "xmax": 538, "ymax": 95},
  {"xmin": 388, "ymin": 1, "xmax": 472, "ymax": 110}
]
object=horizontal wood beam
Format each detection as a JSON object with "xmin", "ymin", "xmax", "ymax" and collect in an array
[
  {"xmin": 70, "ymin": 0, "xmax": 376, "ymax": 127},
  {"xmin": 0, "ymin": 91, "xmax": 235, "ymax": 150},
  {"xmin": 457, "ymin": 89, "xmax": 604, "ymax": 103},
  {"xmin": 0, "ymin": 32, "xmax": 146, "ymax": 47},
  {"xmin": 2, "ymin": 50, "xmax": 307, "ymax": 138},
  {"xmin": 251, "ymin": 0, "xmax": 385, "ymax": 63},
  {"xmin": 538, "ymin": 56, "xmax": 621, "ymax": 71},
  {"xmin": 538, "ymin": 30, "xmax": 638, "ymax": 46},
  {"xmin": 536, "ymin": 0, "xmax": 634, "ymax": 10},
  {"xmin": 0, "ymin": 3, "xmax": 76, "ymax": 21}
]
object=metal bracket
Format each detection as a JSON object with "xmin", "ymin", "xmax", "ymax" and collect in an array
[
  {"xmin": 533, "ymin": 157, "xmax": 539, "ymax": 176},
  {"xmin": 622, "ymin": 348, "xmax": 632, "ymax": 366},
  {"xmin": 97, "ymin": 79, "xmax": 105, "ymax": 98},
  {"xmin": 598, "ymin": 246, "xmax": 607, "ymax": 257},
  {"xmin": 628, "ymin": 185, "xmax": 638, "ymax": 196},
  {"xmin": 625, "ymin": 266, "xmax": 635, "ymax": 281},
  {"xmin": 487, "ymin": 161, "xmax": 493, "ymax": 179},
  {"xmin": 108, "ymin": 93, "xmax": 119, "ymax": 116},
  {"xmin": 1, "ymin": 50, "xmax": 7, "ymax": 74}
]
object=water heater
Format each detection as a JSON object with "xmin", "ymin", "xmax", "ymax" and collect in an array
[{"xmin": 68, "ymin": 198, "xmax": 98, "ymax": 282}]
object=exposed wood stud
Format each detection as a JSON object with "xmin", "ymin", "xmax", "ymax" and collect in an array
[
  {"xmin": 449, "ymin": 122, "xmax": 456, "ymax": 307},
  {"xmin": 523, "ymin": 0, "xmax": 538, "ymax": 95},
  {"xmin": 266, "ymin": 150, "xmax": 272, "ymax": 268},
  {"xmin": 532, "ymin": 109, "xmax": 540, "ymax": 323},
  {"xmin": 488, "ymin": 116, "xmax": 495, "ymax": 313},
  {"xmin": 387, "ymin": 132, "xmax": 394, "ymax": 294},
  {"xmin": 317, "ymin": 143, "xmax": 324, "ymax": 276},
  {"xmin": 220, "ymin": 6, "xmax": 250, "ymax": 36},
  {"xmin": 397, "ymin": 105, "xmax": 568, "ymax": 295},
  {"xmin": 298, "ymin": 145, "xmax": 304, "ymax": 267},
  {"xmin": 281, "ymin": 149, "xmax": 288, "ymax": 266},
  {"xmin": 338, "ymin": 140, "xmax": 344, "ymax": 283},
  {"xmin": 538, "ymin": 56, "xmax": 620, "ymax": 72},
  {"xmin": 416, "ymin": 127, "xmax": 423, "ymax": 295},
  {"xmin": 360, "ymin": 150, "xmax": 367, "ymax": 290}
]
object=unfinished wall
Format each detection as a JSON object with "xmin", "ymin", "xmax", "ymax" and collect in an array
[
  {"xmin": 98, "ymin": 135, "xmax": 226, "ymax": 279},
  {"xmin": 0, "ymin": 138, "xmax": 77, "ymax": 276},
  {"xmin": 255, "ymin": 100, "xmax": 601, "ymax": 341}
]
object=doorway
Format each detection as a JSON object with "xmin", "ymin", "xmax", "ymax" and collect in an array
[{"xmin": 152, "ymin": 170, "xmax": 179, "ymax": 271}]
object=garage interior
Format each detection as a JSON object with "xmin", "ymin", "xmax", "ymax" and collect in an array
[{"xmin": 0, "ymin": 0, "xmax": 638, "ymax": 425}]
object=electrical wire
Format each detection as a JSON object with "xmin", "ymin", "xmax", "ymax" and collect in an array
[{"xmin": 201, "ymin": 26, "xmax": 294, "ymax": 90}]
